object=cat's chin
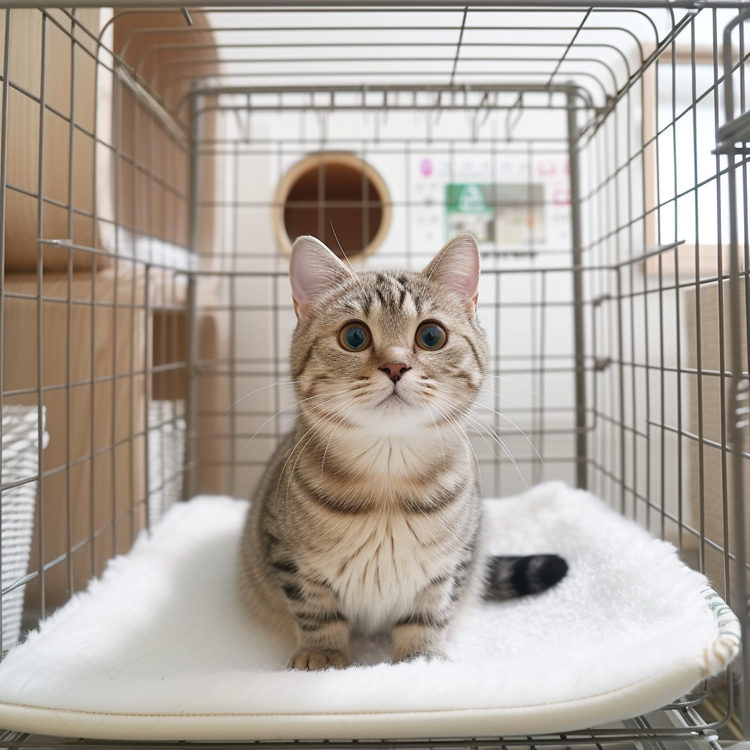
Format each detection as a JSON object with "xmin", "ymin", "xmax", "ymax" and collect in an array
[
  {"xmin": 362, "ymin": 398, "xmax": 450, "ymax": 437},
  {"xmin": 372, "ymin": 391, "xmax": 436, "ymax": 420},
  {"xmin": 375, "ymin": 391, "xmax": 409, "ymax": 408}
]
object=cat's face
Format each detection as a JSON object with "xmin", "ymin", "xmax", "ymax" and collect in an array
[{"xmin": 288, "ymin": 235, "xmax": 489, "ymax": 436}]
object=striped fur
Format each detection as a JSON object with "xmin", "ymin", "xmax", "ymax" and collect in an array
[{"xmin": 239, "ymin": 235, "xmax": 567, "ymax": 670}]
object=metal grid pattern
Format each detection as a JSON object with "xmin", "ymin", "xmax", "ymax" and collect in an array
[
  {"xmin": 0, "ymin": 7, "xmax": 192, "ymax": 638},
  {"xmin": 0, "ymin": 2, "xmax": 748, "ymax": 748}
]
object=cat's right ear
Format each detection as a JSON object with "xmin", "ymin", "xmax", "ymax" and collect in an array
[
  {"xmin": 422, "ymin": 233, "xmax": 481, "ymax": 312},
  {"xmin": 289, "ymin": 236, "xmax": 356, "ymax": 320}
]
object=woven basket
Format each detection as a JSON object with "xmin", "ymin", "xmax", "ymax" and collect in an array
[
  {"xmin": 2, "ymin": 406, "xmax": 47, "ymax": 650},
  {"xmin": 148, "ymin": 400, "xmax": 186, "ymax": 528}
]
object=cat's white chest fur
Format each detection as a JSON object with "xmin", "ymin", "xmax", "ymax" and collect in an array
[
  {"xmin": 328, "ymin": 426, "xmax": 445, "ymax": 480},
  {"xmin": 306, "ymin": 511, "xmax": 453, "ymax": 633}
]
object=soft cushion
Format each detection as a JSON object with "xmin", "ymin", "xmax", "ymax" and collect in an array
[{"xmin": 0, "ymin": 482, "xmax": 739, "ymax": 741}]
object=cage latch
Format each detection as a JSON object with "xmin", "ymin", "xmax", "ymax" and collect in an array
[{"xmin": 715, "ymin": 109, "xmax": 750, "ymax": 154}]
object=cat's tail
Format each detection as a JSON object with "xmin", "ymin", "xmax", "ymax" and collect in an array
[{"xmin": 483, "ymin": 554, "xmax": 568, "ymax": 601}]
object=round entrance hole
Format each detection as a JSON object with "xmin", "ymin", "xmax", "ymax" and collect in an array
[{"xmin": 273, "ymin": 152, "xmax": 391, "ymax": 260}]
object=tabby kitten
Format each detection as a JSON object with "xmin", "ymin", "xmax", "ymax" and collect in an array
[{"xmin": 240, "ymin": 233, "xmax": 567, "ymax": 670}]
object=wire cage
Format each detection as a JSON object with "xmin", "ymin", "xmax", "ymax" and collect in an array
[{"xmin": 0, "ymin": 1, "xmax": 749, "ymax": 748}]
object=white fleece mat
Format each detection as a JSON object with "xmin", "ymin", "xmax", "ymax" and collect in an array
[{"xmin": 0, "ymin": 482, "xmax": 739, "ymax": 741}]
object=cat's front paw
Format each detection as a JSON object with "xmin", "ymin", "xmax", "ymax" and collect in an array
[
  {"xmin": 288, "ymin": 648, "xmax": 350, "ymax": 671},
  {"xmin": 392, "ymin": 648, "xmax": 447, "ymax": 664}
]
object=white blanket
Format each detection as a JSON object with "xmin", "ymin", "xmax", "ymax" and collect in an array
[{"xmin": 0, "ymin": 482, "xmax": 739, "ymax": 741}]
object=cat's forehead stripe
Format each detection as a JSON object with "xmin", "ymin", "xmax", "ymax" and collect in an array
[
  {"xmin": 366, "ymin": 273, "xmax": 421, "ymax": 317},
  {"xmin": 329, "ymin": 270, "xmax": 442, "ymax": 325}
]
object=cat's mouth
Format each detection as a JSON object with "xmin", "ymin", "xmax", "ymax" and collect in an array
[{"xmin": 377, "ymin": 388, "xmax": 408, "ymax": 407}]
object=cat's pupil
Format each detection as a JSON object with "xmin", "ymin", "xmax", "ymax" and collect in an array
[
  {"xmin": 346, "ymin": 327, "xmax": 367, "ymax": 350},
  {"xmin": 421, "ymin": 326, "xmax": 442, "ymax": 349}
]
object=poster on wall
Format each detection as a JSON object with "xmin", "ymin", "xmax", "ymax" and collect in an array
[
  {"xmin": 445, "ymin": 183, "xmax": 545, "ymax": 249},
  {"xmin": 410, "ymin": 153, "xmax": 571, "ymax": 265}
]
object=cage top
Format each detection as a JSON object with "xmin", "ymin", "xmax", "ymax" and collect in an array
[
  {"xmin": 10, "ymin": 0, "xmax": 750, "ymax": 7},
  {"xmin": 40, "ymin": 3, "xmax": 750, "ymax": 140}
]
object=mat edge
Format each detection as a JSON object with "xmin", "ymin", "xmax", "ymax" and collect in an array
[{"xmin": 0, "ymin": 659, "xmax": 705, "ymax": 741}]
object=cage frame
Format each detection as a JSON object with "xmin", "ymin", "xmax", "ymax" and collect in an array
[{"xmin": 0, "ymin": 1, "xmax": 748, "ymax": 748}]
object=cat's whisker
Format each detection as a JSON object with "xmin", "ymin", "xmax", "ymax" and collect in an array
[
  {"xmin": 320, "ymin": 400, "xmax": 360, "ymax": 477},
  {"xmin": 487, "ymin": 374, "xmax": 543, "ymax": 401},
  {"xmin": 434, "ymin": 394, "xmax": 499, "ymax": 465},
  {"xmin": 462, "ymin": 413, "xmax": 529, "ymax": 491},
  {"xmin": 475, "ymin": 387, "xmax": 523, "ymax": 407},
  {"xmin": 441, "ymin": 380, "xmax": 523, "ymax": 409},
  {"xmin": 439, "ymin": 383, "xmax": 543, "ymax": 466},
  {"xmin": 222, "ymin": 377, "xmax": 298, "ymax": 414},
  {"xmin": 285, "ymin": 434, "xmax": 320, "ymax": 504},
  {"xmin": 424, "ymin": 403, "xmax": 448, "ymax": 471},
  {"xmin": 431, "ymin": 403, "xmax": 484, "ymax": 499},
  {"xmin": 278, "ymin": 388, "xmax": 360, "ymax": 428},
  {"xmin": 468, "ymin": 405, "xmax": 545, "ymax": 468},
  {"xmin": 289, "ymin": 398, "xmax": 360, "ymax": 499},
  {"xmin": 426, "ymin": 386, "xmax": 471, "ymax": 420},
  {"xmin": 280, "ymin": 386, "xmax": 366, "ymax": 487},
  {"xmin": 329, "ymin": 217, "xmax": 366, "ymax": 295},
  {"xmin": 435, "ymin": 392, "xmax": 528, "ymax": 491},
  {"xmin": 274, "ymin": 408, "xmax": 342, "ymax": 502},
  {"xmin": 286, "ymin": 419, "xmax": 334, "ymax": 504},
  {"xmin": 279, "ymin": 411, "xmax": 300, "ymax": 428},
  {"xmin": 236, "ymin": 390, "xmax": 353, "ymax": 462}
]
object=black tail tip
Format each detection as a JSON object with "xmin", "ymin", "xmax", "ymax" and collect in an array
[
  {"xmin": 539, "ymin": 554, "xmax": 568, "ymax": 589},
  {"xmin": 485, "ymin": 553, "xmax": 569, "ymax": 601}
]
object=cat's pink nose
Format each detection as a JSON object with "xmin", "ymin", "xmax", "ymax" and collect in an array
[{"xmin": 379, "ymin": 363, "xmax": 411, "ymax": 383}]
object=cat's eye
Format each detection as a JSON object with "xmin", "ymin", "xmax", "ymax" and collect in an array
[
  {"xmin": 339, "ymin": 322, "xmax": 372, "ymax": 352},
  {"xmin": 416, "ymin": 322, "xmax": 447, "ymax": 351}
]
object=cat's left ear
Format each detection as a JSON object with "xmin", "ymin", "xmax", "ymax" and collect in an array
[
  {"xmin": 422, "ymin": 233, "xmax": 480, "ymax": 311},
  {"xmin": 289, "ymin": 235, "xmax": 356, "ymax": 320}
]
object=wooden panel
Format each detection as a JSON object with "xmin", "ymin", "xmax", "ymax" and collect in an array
[
  {"xmin": 4, "ymin": 268, "xmax": 148, "ymax": 610},
  {"xmin": 113, "ymin": 10, "xmax": 220, "ymax": 257},
  {"xmin": 152, "ymin": 309, "xmax": 188, "ymax": 400},
  {"xmin": 0, "ymin": 9, "xmax": 109, "ymax": 272},
  {"xmin": 0, "ymin": 9, "xmax": 220, "ymax": 271}
]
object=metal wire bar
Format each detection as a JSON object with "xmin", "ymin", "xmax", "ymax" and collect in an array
[
  {"xmin": 0, "ymin": 711, "xmax": 727, "ymax": 750},
  {"xmin": 1, "ymin": 0, "xmax": 747, "ymax": 8},
  {"xmin": 721, "ymin": 6, "xmax": 750, "ymax": 736},
  {"xmin": 0, "ymin": 3, "xmax": 748, "ymax": 746}
]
